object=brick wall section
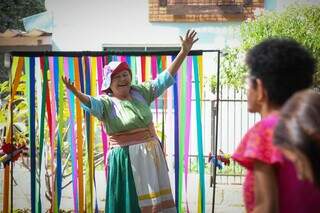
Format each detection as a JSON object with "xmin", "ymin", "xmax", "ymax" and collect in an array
[{"xmin": 149, "ymin": 0, "xmax": 264, "ymax": 22}]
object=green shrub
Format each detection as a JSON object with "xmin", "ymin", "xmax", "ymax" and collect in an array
[{"xmin": 215, "ymin": 5, "xmax": 320, "ymax": 91}]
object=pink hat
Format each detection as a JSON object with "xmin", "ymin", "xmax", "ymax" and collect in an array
[{"xmin": 101, "ymin": 61, "xmax": 131, "ymax": 93}]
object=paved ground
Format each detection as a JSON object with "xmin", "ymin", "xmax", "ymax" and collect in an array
[{"xmin": 0, "ymin": 167, "xmax": 244, "ymax": 212}]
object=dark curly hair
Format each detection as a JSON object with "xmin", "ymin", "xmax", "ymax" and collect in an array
[
  {"xmin": 246, "ymin": 38, "xmax": 316, "ymax": 106},
  {"xmin": 274, "ymin": 90, "xmax": 320, "ymax": 187}
]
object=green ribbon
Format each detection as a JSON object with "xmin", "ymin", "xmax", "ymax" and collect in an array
[{"xmin": 178, "ymin": 59, "xmax": 187, "ymax": 212}]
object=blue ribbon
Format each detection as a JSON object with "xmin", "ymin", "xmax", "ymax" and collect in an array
[
  {"xmin": 68, "ymin": 57, "xmax": 79, "ymax": 212},
  {"xmin": 29, "ymin": 57, "xmax": 36, "ymax": 213},
  {"xmin": 172, "ymin": 55, "xmax": 179, "ymax": 210}
]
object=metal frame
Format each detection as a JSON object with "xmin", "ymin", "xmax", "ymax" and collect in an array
[{"xmin": 10, "ymin": 49, "xmax": 222, "ymax": 213}]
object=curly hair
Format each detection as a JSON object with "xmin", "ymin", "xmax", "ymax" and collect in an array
[
  {"xmin": 246, "ymin": 38, "xmax": 316, "ymax": 106},
  {"xmin": 274, "ymin": 90, "xmax": 320, "ymax": 187}
]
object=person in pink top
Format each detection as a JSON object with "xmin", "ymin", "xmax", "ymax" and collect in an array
[{"xmin": 232, "ymin": 38, "xmax": 320, "ymax": 213}]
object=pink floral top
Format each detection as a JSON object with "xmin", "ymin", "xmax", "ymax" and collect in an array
[{"xmin": 232, "ymin": 114, "xmax": 320, "ymax": 213}]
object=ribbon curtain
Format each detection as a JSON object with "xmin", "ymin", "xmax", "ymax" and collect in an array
[{"xmin": 5, "ymin": 53, "xmax": 205, "ymax": 212}]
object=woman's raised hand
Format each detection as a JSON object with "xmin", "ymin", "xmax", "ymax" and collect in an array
[
  {"xmin": 180, "ymin": 29, "xmax": 199, "ymax": 54},
  {"xmin": 166, "ymin": 30, "xmax": 199, "ymax": 76},
  {"xmin": 61, "ymin": 75, "xmax": 90, "ymax": 106},
  {"xmin": 61, "ymin": 76, "xmax": 77, "ymax": 93}
]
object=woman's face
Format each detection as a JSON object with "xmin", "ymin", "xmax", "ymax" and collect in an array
[
  {"xmin": 246, "ymin": 76, "xmax": 261, "ymax": 113},
  {"xmin": 110, "ymin": 70, "xmax": 132, "ymax": 98},
  {"xmin": 280, "ymin": 147, "xmax": 314, "ymax": 184}
]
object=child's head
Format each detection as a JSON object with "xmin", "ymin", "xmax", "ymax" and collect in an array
[
  {"xmin": 274, "ymin": 90, "xmax": 320, "ymax": 187},
  {"xmin": 245, "ymin": 38, "xmax": 315, "ymax": 113}
]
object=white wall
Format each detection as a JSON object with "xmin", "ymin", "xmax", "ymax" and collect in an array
[{"xmin": 46, "ymin": 0, "xmax": 243, "ymax": 51}]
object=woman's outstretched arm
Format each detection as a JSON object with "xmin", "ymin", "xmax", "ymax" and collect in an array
[{"xmin": 167, "ymin": 29, "xmax": 199, "ymax": 77}]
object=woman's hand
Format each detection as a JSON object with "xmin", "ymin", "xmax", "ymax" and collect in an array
[
  {"xmin": 167, "ymin": 29, "xmax": 199, "ymax": 77},
  {"xmin": 61, "ymin": 75, "xmax": 91, "ymax": 107},
  {"xmin": 180, "ymin": 29, "xmax": 199, "ymax": 54},
  {"xmin": 61, "ymin": 75, "xmax": 77, "ymax": 94}
]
